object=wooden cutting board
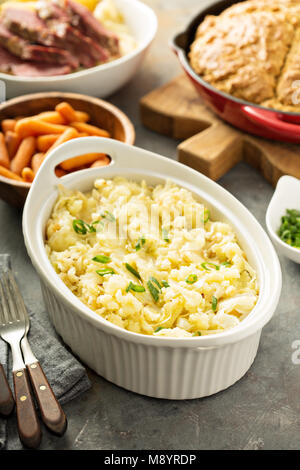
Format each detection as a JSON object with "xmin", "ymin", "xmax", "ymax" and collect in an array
[{"xmin": 140, "ymin": 75, "xmax": 300, "ymax": 186}]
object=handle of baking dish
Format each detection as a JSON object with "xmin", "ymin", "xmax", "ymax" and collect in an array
[
  {"xmin": 32, "ymin": 137, "xmax": 126, "ymax": 188},
  {"xmin": 241, "ymin": 106, "xmax": 300, "ymax": 139}
]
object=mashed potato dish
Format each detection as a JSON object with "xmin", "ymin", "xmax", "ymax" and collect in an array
[{"xmin": 45, "ymin": 177, "xmax": 259, "ymax": 338}]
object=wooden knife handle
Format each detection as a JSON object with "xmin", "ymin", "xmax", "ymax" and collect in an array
[
  {"xmin": 0, "ymin": 363, "xmax": 14, "ymax": 417},
  {"xmin": 13, "ymin": 368, "xmax": 42, "ymax": 449},
  {"xmin": 26, "ymin": 362, "xmax": 67, "ymax": 435}
]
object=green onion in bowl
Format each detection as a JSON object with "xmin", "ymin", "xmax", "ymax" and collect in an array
[{"xmin": 278, "ymin": 209, "xmax": 300, "ymax": 249}]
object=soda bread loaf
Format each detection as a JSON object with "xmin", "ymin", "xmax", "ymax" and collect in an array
[{"xmin": 189, "ymin": 0, "xmax": 300, "ymax": 111}]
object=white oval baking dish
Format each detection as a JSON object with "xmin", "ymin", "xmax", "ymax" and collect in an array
[
  {"xmin": 22, "ymin": 137, "xmax": 282, "ymax": 399},
  {"xmin": 0, "ymin": 0, "xmax": 157, "ymax": 99}
]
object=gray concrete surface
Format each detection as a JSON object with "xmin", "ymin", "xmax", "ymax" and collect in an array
[{"xmin": 1, "ymin": 0, "xmax": 300, "ymax": 450}]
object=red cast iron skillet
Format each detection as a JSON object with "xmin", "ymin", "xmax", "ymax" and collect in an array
[{"xmin": 171, "ymin": 0, "xmax": 300, "ymax": 143}]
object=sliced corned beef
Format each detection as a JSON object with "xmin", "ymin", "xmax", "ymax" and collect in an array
[
  {"xmin": 0, "ymin": 21, "xmax": 78, "ymax": 68},
  {"xmin": 23, "ymin": 44, "xmax": 79, "ymax": 68},
  {"xmin": 1, "ymin": 6, "xmax": 48, "ymax": 43},
  {"xmin": 38, "ymin": 0, "xmax": 71, "ymax": 23},
  {"xmin": 37, "ymin": 0, "xmax": 119, "ymax": 56},
  {"xmin": 0, "ymin": 0, "xmax": 118, "ymax": 76},
  {"xmin": 2, "ymin": 5, "xmax": 109, "ymax": 67},
  {"xmin": 12, "ymin": 61, "xmax": 71, "ymax": 77},
  {"xmin": 0, "ymin": 44, "xmax": 71, "ymax": 76},
  {"xmin": 0, "ymin": 22, "xmax": 24, "ymax": 57},
  {"xmin": 47, "ymin": 21, "xmax": 109, "ymax": 67},
  {"xmin": 67, "ymin": 0, "xmax": 119, "ymax": 55},
  {"xmin": 0, "ymin": 43, "xmax": 18, "ymax": 73},
  {"xmin": 37, "ymin": 1, "xmax": 110, "ymax": 66}
]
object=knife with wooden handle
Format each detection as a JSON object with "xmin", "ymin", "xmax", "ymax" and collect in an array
[
  {"xmin": 8, "ymin": 269, "xmax": 67, "ymax": 436},
  {"xmin": 0, "ymin": 362, "xmax": 14, "ymax": 417},
  {"xmin": 22, "ymin": 346, "xmax": 67, "ymax": 435},
  {"xmin": 13, "ymin": 367, "xmax": 42, "ymax": 449}
]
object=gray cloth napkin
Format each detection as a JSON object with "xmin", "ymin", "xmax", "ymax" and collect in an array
[{"xmin": 0, "ymin": 255, "xmax": 92, "ymax": 450}]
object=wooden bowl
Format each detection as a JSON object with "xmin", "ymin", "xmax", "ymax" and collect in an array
[{"xmin": 0, "ymin": 92, "xmax": 135, "ymax": 208}]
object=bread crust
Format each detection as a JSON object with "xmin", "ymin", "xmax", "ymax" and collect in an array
[{"xmin": 189, "ymin": 0, "xmax": 300, "ymax": 111}]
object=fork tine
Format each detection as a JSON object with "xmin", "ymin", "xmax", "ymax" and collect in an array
[
  {"xmin": 0, "ymin": 283, "xmax": 5, "ymax": 325},
  {"xmin": 0, "ymin": 277, "xmax": 10, "ymax": 325},
  {"xmin": 1, "ymin": 273, "xmax": 18, "ymax": 323},
  {"xmin": 2, "ymin": 270, "xmax": 25, "ymax": 325},
  {"xmin": 7, "ymin": 271, "xmax": 27, "ymax": 325}
]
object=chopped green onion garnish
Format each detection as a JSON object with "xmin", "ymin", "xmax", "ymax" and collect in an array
[
  {"xmin": 154, "ymin": 326, "xmax": 164, "ymax": 333},
  {"xmin": 101, "ymin": 210, "xmax": 116, "ymax": 222},
  {"xmin": 185, "ymin": 274, "xmax": 198, "ymax": 284},
  {"xmin": 212, "ymin": 296, "xmax": 218, "ymax": 312},
  {"xmin": 96, "ymin": 268, "xmax": 115, "ymax": 277},
  {"xmin": 147, "ymin": 280, "xmax": 160, "ymax": 302},
  {"xmin": 161, "ymin": 280, "xmax": 170, "ymax": 288},
  {"xmin": 126, "ymin": 282, "xmax": 146, "ymax": 293},
  {"xmin": 135, "ymin": 236, "xmax": 146, "ymax": 251},
  {"xmin": 220, "ymin": 261, "xmax": 231, "ymax": 267},
  {"xmin": 162, "ymin": 227, "xmax": 170, "ymax": 243},
  {"xmin": 193, "ymin": 331, "xmax": 202, "ymax": 336},
  {"xmin": 201, "ymin": 208, "xmax": 210, "ymax": 224},
  {"xmin": 201, "ymin": 262, "xmax": 220, "ymax": 271},
  {"xmin": 149, "ymin": 276, "xmax": 161, "ymax": 290},
  {"xmin": 72, "ymin": 219, "xmax": 90, "ymax": 234},
  {"xmin": 92, "ymin": 255, "xmax": 111, "ymax": 264},
  {"xmin": 73, "ymin": 219, "xmax": 102, "ymax": 234},
  {"xmin": 125, "ymin": 263, "xmax": 141, "ymax": 280}
]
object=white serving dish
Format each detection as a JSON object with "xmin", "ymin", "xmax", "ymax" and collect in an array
[
  {"xmin": 266, "ymin": 175, "xmax": 300, "ymax": 264},
  {"xmin": 22, "ymin": 137, "xmax": 282, "ymax": 399},
  {"xmin": 0, "ymin": 0, "xmax": 157, "ymax": 99}
]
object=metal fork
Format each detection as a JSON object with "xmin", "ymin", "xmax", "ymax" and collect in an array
[
  {"xmin": 0, "ymin": 270, "xmax": 41, "ymax": 449},
  {"xmin": 9, "ymin": 271, "xmax": 67, "ymax": 436}
]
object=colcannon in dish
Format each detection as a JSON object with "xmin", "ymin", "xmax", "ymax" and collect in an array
[
  {"xmin": 45, "ymin": 177, "xmax": 259, "ymax": 338},
  {"xmin": 189, "ymin": 0, "xmax": 300, "ymax": 112}
]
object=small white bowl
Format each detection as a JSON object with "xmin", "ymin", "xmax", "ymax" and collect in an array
[
  {"xmin": 0, "ymin": 0, "xmax": 157, "ymax": 99},
  {"xmin": 266, "ymin": 175, "xmax": 300, "ymax": 264}
]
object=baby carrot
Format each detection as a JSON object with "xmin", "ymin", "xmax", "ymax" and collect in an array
[
  {"xmin": 10, "ymin": 136, "xmax": 36, "ymax": 175},
  {"xmin": 31, "ymin": 152, "xmax": 45, "ymax": 174},
  {"xmin": 45, "ymin": 127, "xmax": 78, "ymax": 157},
  {"xmin": 5, "ymin": 131, "xmax": 21, "ymax": 159},
  {"xmin": 70, "ymin": 122, "xmax": 110, "ymax": 137},
  {"xmin": 74, "ymin": 111, "xmax": 89, "ymax": 122},
  {"xmin": 55, "ymin": 167, "xmax": 67, "ymax": 177},
  {"xmin": 0, "ymin": 132, "xmax": 10, "ymax": 169},
  {"xmin": 15, "ymin": 118, "xmax": 68, "ymax": 138},
  {"xmin": 37, "ymin": 131, "xmax": 87, "ymax": 152},
  {"xmin": 0, "ymin": 165, "xmax": 23, "ymax": 181},
  {"xmin": 55, "ymin": 102, "xmax": 90, "ymax": 123},
  {"xmin": 21, "ymin": 167, "xmax": 35, "ymax": 183},
  {"xmin": 1, "ymin": 119, "xmax": 16, "ymax": 133},
  {"xmin": 60, "ymin": 152, "xmax": 107, "ymax": 170},
  {"xmin": 37, "ymin": 111, "xmax": 66, "ymax": 125},
  {"xmin": 55, "ymin": 102, "xmax": 77, "ymax": 123},
  {"xmin": 90, "ymin": 156, "xmax": 111, "ymax": 168},
  {"xmin": 37, "ymin": 134, "xmax": 59, "ymax": 152}
]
